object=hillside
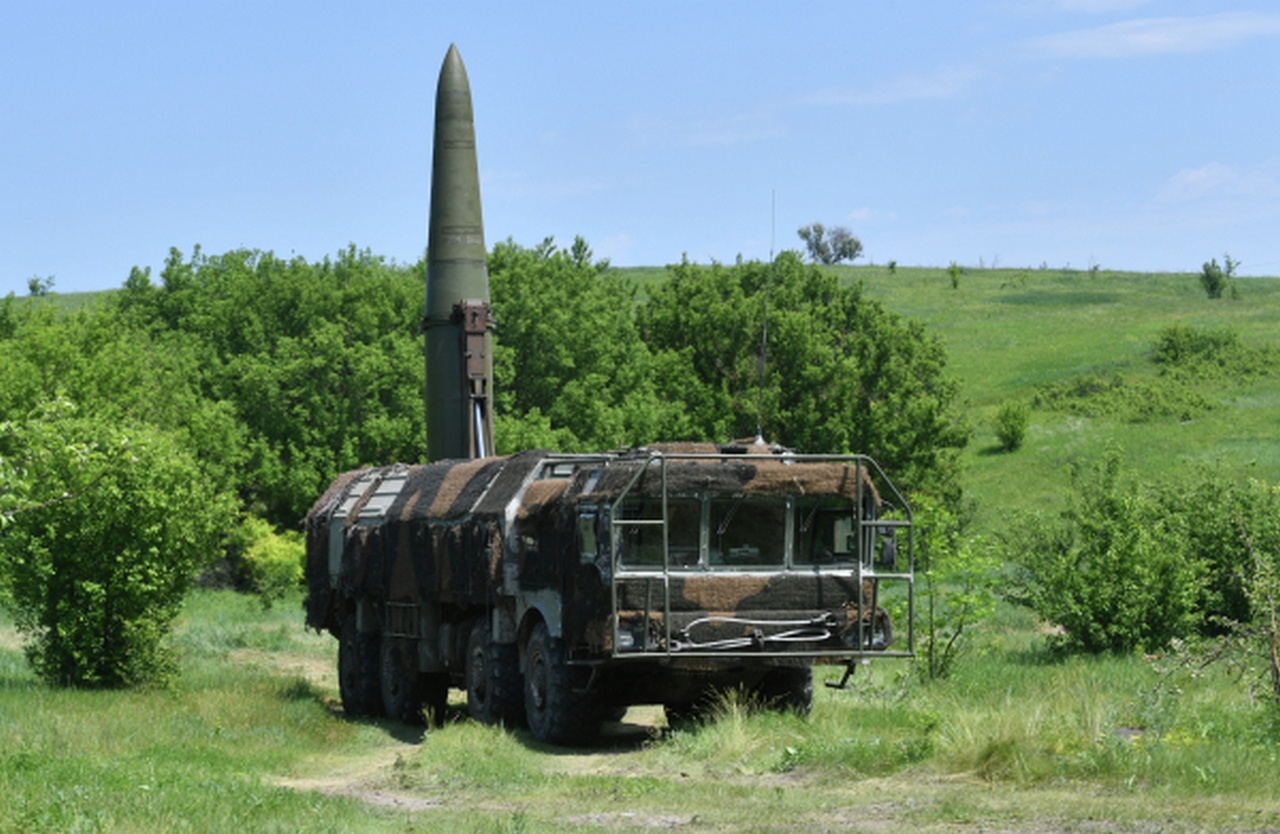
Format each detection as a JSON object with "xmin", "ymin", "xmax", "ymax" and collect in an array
[{"xmin": 844, "ymin": 264, "xmax": 1280, "ymax": 532}]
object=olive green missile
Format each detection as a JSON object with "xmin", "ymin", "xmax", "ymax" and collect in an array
[{"xmin": 424, "ymin": 44, "xmax": 494, "ymax": 462}]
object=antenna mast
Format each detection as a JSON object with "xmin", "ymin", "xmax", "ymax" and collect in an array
[{"xmin": 755, "ymin": 191, "xmax": 774, "ymax": 444}]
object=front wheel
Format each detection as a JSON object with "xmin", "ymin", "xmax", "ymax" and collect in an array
[
  {"xmin": 523, "ymin": 621, "xmax": 599, "ymax": 746},
  {"xmin": 755, "ymin": 666, "xmax": 814, "ymax": 716}
]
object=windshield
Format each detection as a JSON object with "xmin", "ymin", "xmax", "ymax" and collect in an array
[{"xmin": 793, "ymin": 496, "xmax": 855, "ymax": 566}]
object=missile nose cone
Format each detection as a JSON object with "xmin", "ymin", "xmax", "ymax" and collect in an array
[{"xmin": 426, "ymin": 43, "xmax": 487, "ymax": 322}]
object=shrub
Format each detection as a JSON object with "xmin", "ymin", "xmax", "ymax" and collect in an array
[
  {"xmin": 1154, "ymin": 323, "xmax": 1240, "ymax": 367},
  {"xmin": 947, "ymin": 261, "xmax": 961, "ymax": 289},
  {"xmin": 226, "ymin": 514, "xmax": 303, "ymax": 606},
  {"xmin": 0, "ymin": 404, "xmax": 233, "ymax": 687},
  {"xmin": 993, "ymin": 402, "xmax": 1029, "ymax": 452},
  {"xmin": 1198, "ymin": 253, "xmax": 1238, "ymax": 299},
  {"xmin": 1033, "ymin": 372, "xmax": 1212, "ymax": 423},
  {"xmin": 234, "ymin": 517, "xmax": 305, "ymax": 609},
  {"xmin": 914, "ymin": 494, "xmax": 999, "ymax": 680},
  {"xmin": 1004, "ymin": 449, "xmax": 1206, "ymax": 654}
]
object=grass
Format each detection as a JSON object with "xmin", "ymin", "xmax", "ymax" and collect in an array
[
  {"xmin": 841, "ymin": 264, "xmax": 1280, "ymax": 533},
  {"xmin": 6, "ymin": 589, "xmax": 1280, "ymax": 831}
]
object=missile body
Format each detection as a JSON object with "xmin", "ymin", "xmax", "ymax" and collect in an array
[{"xmin": 424, "ymin": 44, "xmax": 494, "ymax": 462}]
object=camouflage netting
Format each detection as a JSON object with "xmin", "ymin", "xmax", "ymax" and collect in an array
[
  {"xmin": 305, "ymin": 450, "xmax": 881, "ymax": 531},
  {"xmin": 584, "ymin": 457, "xmax": 880, "ymax": 505}
]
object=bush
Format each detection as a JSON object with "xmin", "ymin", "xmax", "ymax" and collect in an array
[
  {"xmin": 233, "ymin": 516, "xmax": 305, "ymax": 609},
  {"xmin": 1199, "ymin": 253, "xmax": 1238, "ymax": 299},
  {"xmin": 0, "ymin": 402, "xmax": 233, "ymax": 687},
  {"xmin": 914, "ymin": 495, "xmax": 999, "ymax": 680},
  {"xmin": 993, "ymin": 402, "xmax": 1029, "ymax": 452},
  {"xmin": 1005, "ymin": 449, "xmax": 1206, "ymax": 654},
  {"xmin": 1033, "ymin": 372, "xmax": 1213, "ymax": 423}
]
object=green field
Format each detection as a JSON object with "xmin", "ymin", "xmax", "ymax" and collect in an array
[{"xmin": 841, "ymin": 264, "xmax": 1279, "ymax": 531}]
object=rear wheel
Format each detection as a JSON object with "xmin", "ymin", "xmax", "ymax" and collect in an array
[
  {"xmin": 466, "ymin": 618, "xmax": 524, "ymax": 726},
  {"xmin": 421, "ymin": 672, "xmax": 449, "ymax": 727},
  {"xmin": 338, "ymin": 615, "xmax": 382, "ymax": 718},
  {"xmin": 523, "ymin": 621, "xmax": 599, "ymax": 746},
  {"xmin": 380, "ymin": 635, "xmax": 424, "ymax": 724}
]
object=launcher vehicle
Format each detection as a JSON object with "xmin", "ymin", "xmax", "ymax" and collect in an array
[{"xmin": 303, "ymin": 45, "xmax": 914, "ymax": 746}]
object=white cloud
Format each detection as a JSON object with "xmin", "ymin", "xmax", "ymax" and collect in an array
[
  {"xmin": 802, "ymin": 65, "xmax": 982, "ymax": 106},
  {"xmin": 1032, "ymin": 13, "xmax": 1280, "ymax": 58},
  {"xmin": 1156, "ymin": 159, "xmax": 1280, "ymax": 204},
  {"xmin": 1057, "ymin": 0, "xmax": 1151, "ymax": 13}
]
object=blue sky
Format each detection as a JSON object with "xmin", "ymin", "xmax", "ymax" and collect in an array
[{"xmin": 4, "ymin": 1, "xmax": 1279, "ymax": 295}]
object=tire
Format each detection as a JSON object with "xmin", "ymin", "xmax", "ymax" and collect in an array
[
  {"xmin": 466, "ymin": 618, "xmax": 525, "ymax": 727},
  {"xmin": 421, "ymin": 672, "xmax": 449, "ymax": 727},
  {"xmin": 755, "ymin": 665, "xmax": 814, "ymax": 716},
  {"xmin": 662, "ymin": 700, "xmax": 707, "ymax": 729},
  {"xmin": 380, "ymin": 634, "xmax": 425, "ymax": 724},
  {"xmin": 339, "ymin": 615, "xmax": 383, "ymax": 718},
  {"xmin": 523, "ymin": 621, "xmax": 599, "ymax": 746}
]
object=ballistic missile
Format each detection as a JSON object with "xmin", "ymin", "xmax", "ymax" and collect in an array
[{"xmin": 424, "ymin": 44, "xmax": 495, "ymax": 462}]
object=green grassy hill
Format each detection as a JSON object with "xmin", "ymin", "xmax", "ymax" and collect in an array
[{"xmin": 849, "ymin": 264, "xmax": 1280, "ymax": 531}]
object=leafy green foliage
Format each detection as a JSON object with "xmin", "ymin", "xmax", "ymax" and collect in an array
[
  {"xmin": 1155, "ymin": 323, "xmax": 1279, "ymax": 381},
  {"xmin": 1005, "ymin": 449, "xmax": 1207, "ymax": 654},
  {"xmin": 228, "ymin": 517, "xmax": 304, "ymax": 609},
  {"xmin": 488, "ymin": 237, "xmax": 687, "ymax": 451},
  {"xmin": 914, "ymin": 494, "xmax": 1000, "ymax": 679},
  {"xmin": 1034, "ymin": 324, "xmax": 1280, "ymax": 427},
  {"xmin": 0, "ymin": 402, "xmax": 234, "ymax": 687},
  {"xmin": 992, "ymin": 401, "xmax": 1029, "ymax": 452},
  {"xmin": 111, "ymin": 245, "xmax": 426, "ymax": 525},
  {"xmin": 26, "ymin": 275, "xmax": 54, "ymax": 297},
  {"xmin": 1199, "ymin": 253, "xmax": 1238, "ymax": 299},
  {"xmin": 1033, "ymin": 371, "xmax": 1213, "ymax": 423},
  {"xmin": 796, "ymin": 222, "xmax": 862, "ymax": 264},
  {"xmin": 640, "ymin": 253, "xmax": 969, "ymax": 501}
]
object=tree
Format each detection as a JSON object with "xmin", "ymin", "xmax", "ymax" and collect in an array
[
  {"xmin": 26, "ymin": 275, "xmax": 55, "ymax": 296},
  {"xmin": 110, "ymin": 245, "xmax": 426, "ymax": 526},
  {"xmin": 1199, "ymin": 253, "xmax": 1238, "ymax": 300},
  {"xmin": 488, "ymin": 236, "xmax": 690, "ymax": 452},
  {"xmin": 639, "ymin": 253, "xmax": 969, "ymax": 503},
  {"xmin": 797, "ymin": 223, "xmax": 862, "ymax": 265},
  {"xmin": 0, "ymin": 400, "xmax": 234, "ymax": 687}
]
